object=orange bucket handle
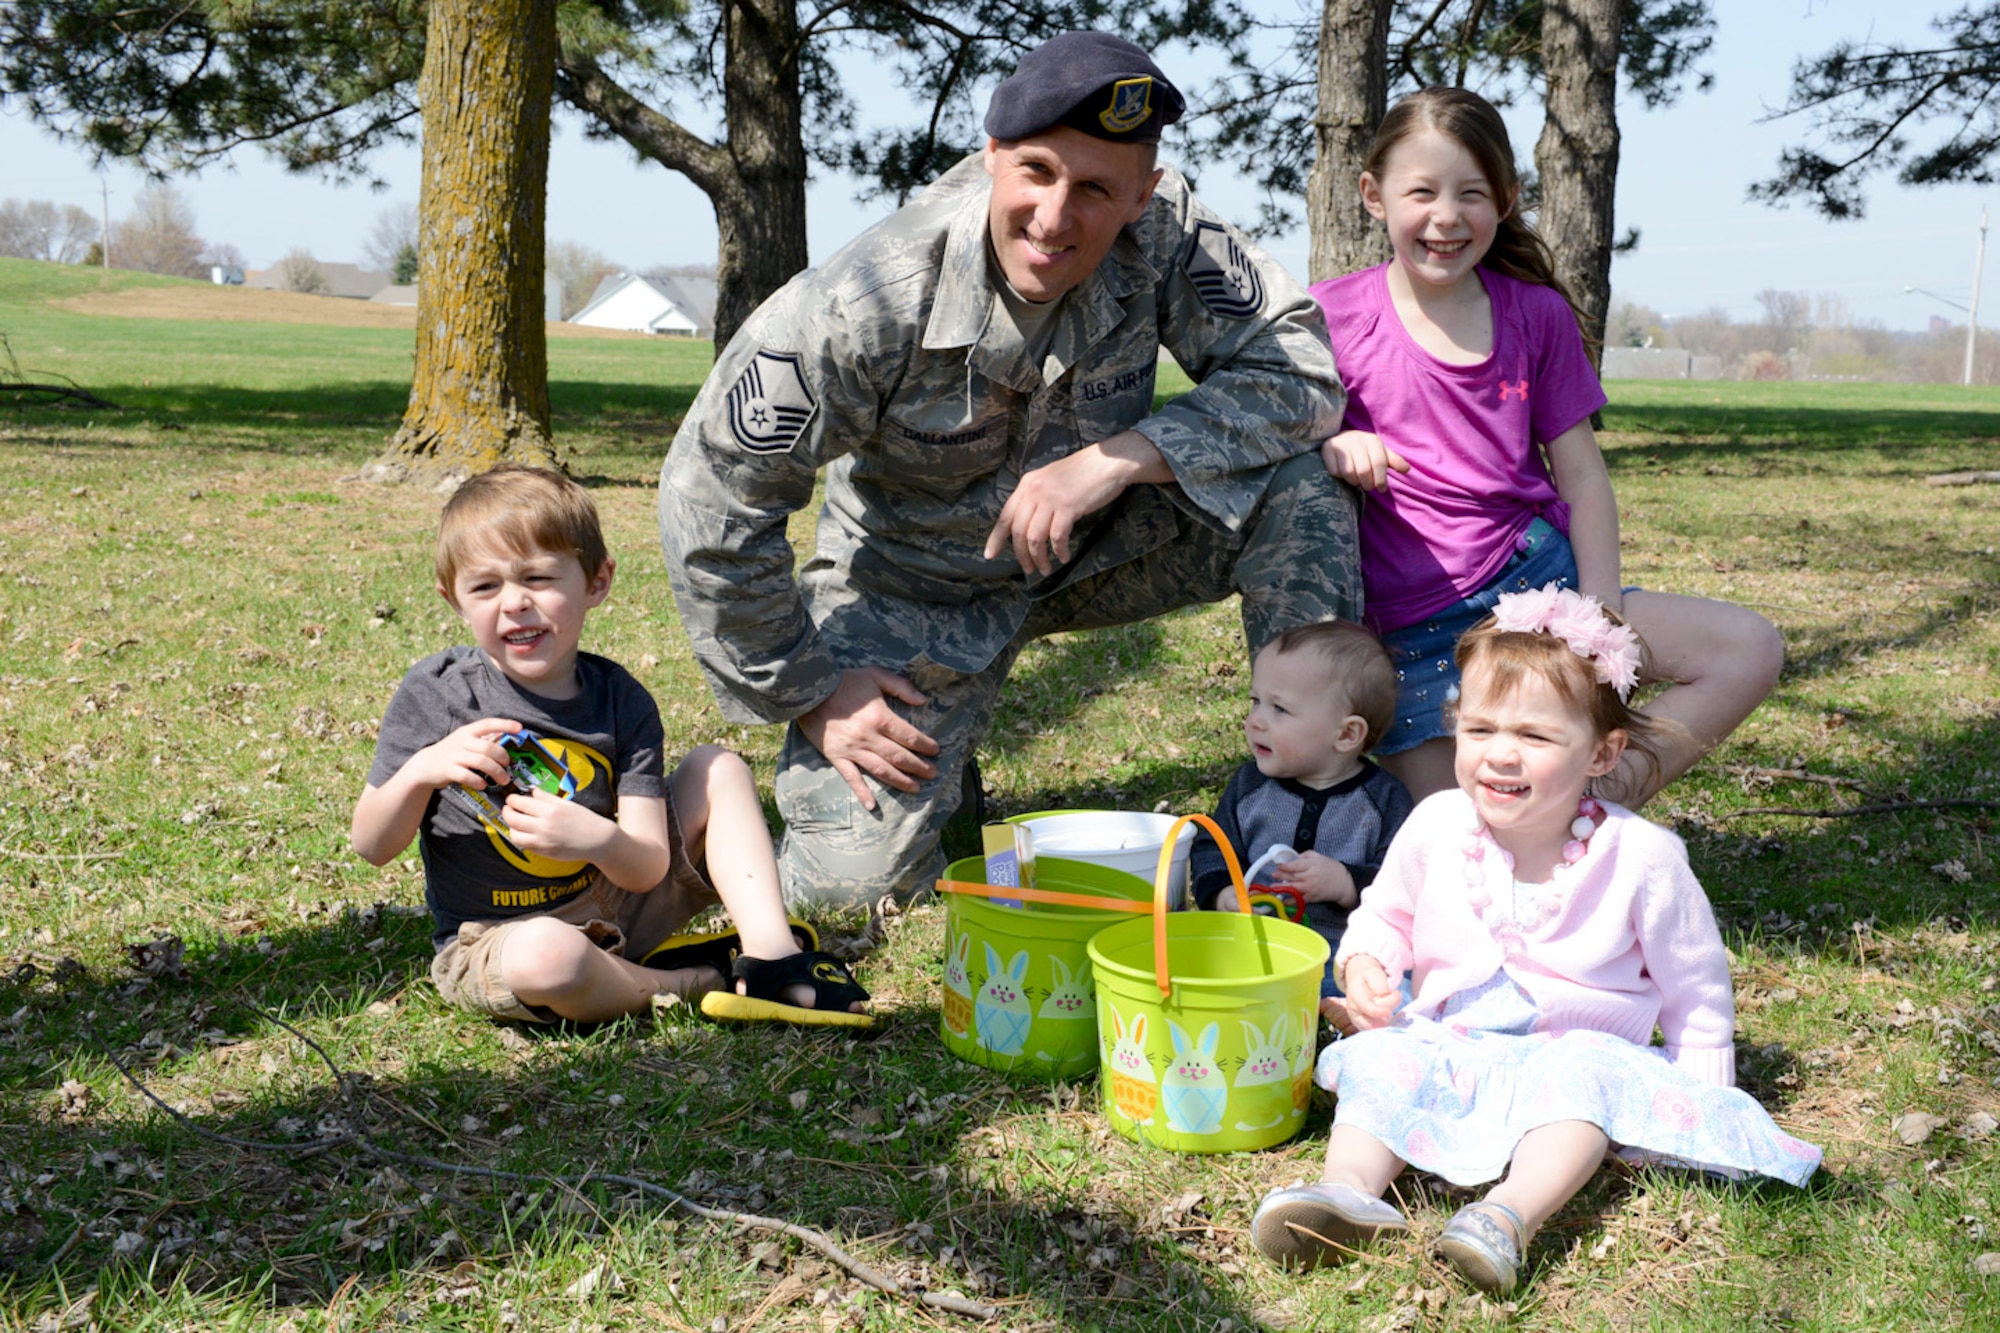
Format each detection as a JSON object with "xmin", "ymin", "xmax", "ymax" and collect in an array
[
  {"xmin": 934, "ymin": 879, "xmax": 1157, "ymax": 915},
  {"xmin": 1150, "ymin": 814, "xmax": 1249, "ymax": 998}
]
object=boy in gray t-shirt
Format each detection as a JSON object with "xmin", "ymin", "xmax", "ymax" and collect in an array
[{"xmin": 352, "ymin": 465, "xmax": 869, "ymax": 1027}]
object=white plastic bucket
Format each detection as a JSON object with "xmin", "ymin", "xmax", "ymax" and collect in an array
[{"xmin": 1010, "ymin": 811, "xmax": 1195, "ymax": 910}]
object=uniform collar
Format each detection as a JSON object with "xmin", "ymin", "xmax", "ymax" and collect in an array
[{"xmin": 923, "ymin": 154, "xmax": 1163, "ymax": 391}]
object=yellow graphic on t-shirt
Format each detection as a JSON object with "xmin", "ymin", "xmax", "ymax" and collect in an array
[
  {"xmin": 487, "ymin": 737, "xmax": 609, "ymax": 877},
  {"xmin": 489, "ymin": 869, "xmax": 594, "ymax": 909}
]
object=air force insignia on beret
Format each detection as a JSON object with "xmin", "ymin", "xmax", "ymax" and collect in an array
[
  {"xmin": 1099, "ymin": 77, "xmax": 1154, "ymax": 134},
  {"xmin": 1184, "ymin": 221, "xmax": 1265, "ymax": 319},
  {"xmin": 726, "ymin": 350, "xmax": 818, "ymax": 453}
]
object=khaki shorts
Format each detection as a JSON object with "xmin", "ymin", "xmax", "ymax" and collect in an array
[{"xmin": 431, "ymin": 790, "xmax": 719, "ymax": 1022}]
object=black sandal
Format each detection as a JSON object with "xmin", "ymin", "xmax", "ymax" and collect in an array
[
  {"xmin": 638, "ymin": 918, "xmax": 818, "ymax": 974},
  {"xmin": 698, "ymin": 949, "xmax": 874, "ymax": 1028}
]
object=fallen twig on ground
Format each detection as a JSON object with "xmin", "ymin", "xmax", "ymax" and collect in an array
[
  {"xmin": 1722, "ymin": 764, "xmax": 1871, "ymax": 792},
  {"xmin": 2, "ymin": 381, "xmax": 120, "ymax": 409},
  {"xmin": 0, "ymin": 332, "xmax": 119, "ymax": 410},
  {"xmin": 1712, "ymin": 798, "xmax": 2000, "ymax": 821}
]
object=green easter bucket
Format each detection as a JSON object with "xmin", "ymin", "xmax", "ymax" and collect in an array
[
  {"xmin": 1088, "ymin": 815, "xmax": 1329, "ymax": 1154},
  {"xmin": 937, "ymin": 855, "xmax": 1151, "ymax": 1080}
]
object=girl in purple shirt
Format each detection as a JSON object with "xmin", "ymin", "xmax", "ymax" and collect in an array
[{"xmin": 1309, "ymin": 87, "xmax": 1782, "ymax": 809}]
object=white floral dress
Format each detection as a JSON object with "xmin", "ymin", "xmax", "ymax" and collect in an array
[{"xmin": 1316, "ymin": 877, "xmax": 1821, "ymax": 1187}]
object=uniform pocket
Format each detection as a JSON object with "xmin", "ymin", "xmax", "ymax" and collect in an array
[{"xmin": 875, "ymin": 405, "xmax": 1012, "ymax": 495}]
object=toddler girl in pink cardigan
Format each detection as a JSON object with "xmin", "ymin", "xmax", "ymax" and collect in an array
[{"xmin": 1250, "ymin": 586, "xmax": 1819, "ymax": 1295}]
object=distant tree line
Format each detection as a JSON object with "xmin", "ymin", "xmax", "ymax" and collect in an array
[
  {"xmin": 0, "ymin": 183, "xmax": 242, "ymax": 277},
  {"xmin": 0, "ymin": 197, "xmax": 96, "ymax": 263},
  {"xmin": 0, "ymin": 178, "xmax": 706, "ymax": 322},
  {"xmin": 1608, "ymin": 289, "xmax": 2000, "ymax": 384}
]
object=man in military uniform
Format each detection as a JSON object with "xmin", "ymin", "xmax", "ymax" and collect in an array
[{"xmin": 660, "ymin": 31, "xmax": 1360, "ymax": 906}]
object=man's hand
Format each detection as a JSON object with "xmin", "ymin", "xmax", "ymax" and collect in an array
[
  {"xmin": 1321, "ymin": 430, "xmax": 1409, "ymax": 492},
  {"xmin": 1340, "ymin": 954, "xmax": 1401, "ymax": 1030},
  {"xmin": 984, "ymin": 430, "xmax": 1171, "ymax": 577},
  {"xmin": 797, "ymin": 667, "xmax": 942, "ymax": 810},
  {"xmin": 1268, "ymin": 850, "xmax": 1359, "ymax": 910}
]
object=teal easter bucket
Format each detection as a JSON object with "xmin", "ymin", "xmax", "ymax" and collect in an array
[
  {"xmin": 1087, "ymin": 815, "xmax": 1329, "ymax": 1153},
  {"xmin": 937, "ymin": 855, "xmax": 1151, "ymax": 1080}
]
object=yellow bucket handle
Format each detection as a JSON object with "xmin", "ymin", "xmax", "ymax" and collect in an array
[
  {"xmin": 934, "ymin": 879, "xmax": 1157, "ymax": 914},
  {"xmin": 1151, "ymin": 813, "xmax": 1250, "ymax": 999}
]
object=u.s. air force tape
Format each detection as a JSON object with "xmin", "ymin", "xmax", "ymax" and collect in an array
[
  {"xmin": 1184, "ymin": 221, "xmax": 1265, "ymax": 319},
  {"xmin": 726, "ymin": 350, "xmax": 819, "ymax": 453}
]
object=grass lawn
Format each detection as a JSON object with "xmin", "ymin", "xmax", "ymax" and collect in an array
[{"xmin": 1, "ymin": 257, "xmax": 1996, "ymax": 1331}]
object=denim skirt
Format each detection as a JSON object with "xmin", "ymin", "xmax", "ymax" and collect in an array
[{"xmin": 1375, "ymin": 519, "xmax": 1578, "ymax": 755}]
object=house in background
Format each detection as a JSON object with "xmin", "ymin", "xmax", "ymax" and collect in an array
[
  {"xmin": 242, "ymin": 261, "xmax": 392, "ymax": 300},
  {"xmin": 569, "ymin": 273, "xmax": 717, "ymax": 338}
]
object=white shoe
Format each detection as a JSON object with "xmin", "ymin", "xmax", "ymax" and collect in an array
[{"xmin": 1249, "ymin": 1181, "xmax": 1408, "ymax": 1270}]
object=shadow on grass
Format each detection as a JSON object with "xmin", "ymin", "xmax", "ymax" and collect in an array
[
  {"xmin": 0, "ymin": 916, "xmax": 1270, "ymax": 1329},
  {"xmin": 4, "ymin": 378, "xmax": 700, "ymax": 443},
  {"xmin": 1778, "ymin": 570, "xmax": 1999, "ymax": 689},
  {"xmin": 1602, "ymin": 400, "xmax": 2000, "ymax": 456},
  {"xmin": 986, "ymin": 620, "xmax": 1169, "ymax": 765}
]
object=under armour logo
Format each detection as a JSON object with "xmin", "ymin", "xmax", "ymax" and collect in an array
[{"xmin": 1498, "ymin": 379, "xmax": 1529, "ymax": 402}]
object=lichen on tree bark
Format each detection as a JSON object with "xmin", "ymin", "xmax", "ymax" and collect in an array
[{"xmin": 368, "ymin": 0, "xmax": 560, "ymax": 489}]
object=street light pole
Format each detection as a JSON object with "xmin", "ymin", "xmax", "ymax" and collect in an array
[{"xmin": 1965, "ymin": 207, "xmax": 1987, "ymax": 387}]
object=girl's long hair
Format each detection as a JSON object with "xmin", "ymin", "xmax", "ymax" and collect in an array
[{"xmin": 1364, "ymin": 87, "xmax": 1595, "ymax": 354}]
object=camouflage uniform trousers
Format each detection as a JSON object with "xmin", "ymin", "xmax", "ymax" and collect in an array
[{"xmin": 774, "ymin": 453, "xmax": 1361, "ymax": 907}]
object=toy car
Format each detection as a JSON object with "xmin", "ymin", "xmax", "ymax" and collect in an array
[{"xmin": 446, "ymin": 729, "xmax": 576, "ymax": 851}]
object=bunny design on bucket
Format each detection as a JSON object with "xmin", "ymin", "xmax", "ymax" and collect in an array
[
  {"xmin": 1037, "ymin": 956, "xmax": 1092, "ymax": 1023},
  {"xmin": 1289, "ymin": 1006, "xmax": 1315, "ymax": 1111},
  {"xmin": 1032, "ymin": 954, "xmax": 1095, "ymax": 1064},
  {"xmin": 974, "ymin": 944, "xmax": 1033, "ymax": 1058},
  {"xmin": 1224, "ymin": 1012, "xmax": 1304, "ymax": 1128},
  {"xmin": 1230, "ymin": 1013, "xmax": 1300, "ymax": 1133},
  {"xmin": 1161, "ymin": 1020, "xmax": 1227, "ymax": 1137},
  {"xmin": 1104, "ymin": 1005, "xmax": 1159, "ymax": 1125},
  {"xmin": 940, "ymin": 931, "xmax": 974, "ymax": 1040}
]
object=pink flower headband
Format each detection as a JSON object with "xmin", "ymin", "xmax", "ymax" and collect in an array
[{"xmin": 1490, "ymin": 584, "xmax": 1643, "ymax": 701}]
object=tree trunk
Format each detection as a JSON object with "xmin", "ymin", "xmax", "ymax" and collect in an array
[
  {"xmin": 715, "ymin": 0, "xmax": 809, "ymax": 351},
  {"xmin": 1307, "ymin": 0, "xmax": 1393, "ymax": 283},
  {"xmin": 369, "ymin": 0, "xmax": 559, "ymax": 488},
  {"xmin": 1535, "ymin": 0, "xmax": 1621, "ymax": 370},
  {"xmin": 556, "ymin": 0, "xmax": 807, "ymax": 355}
]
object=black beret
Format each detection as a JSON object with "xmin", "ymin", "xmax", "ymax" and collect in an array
[{"xmin": 984, "ymin": 31, "xmax": 1186, "ymax": 145}]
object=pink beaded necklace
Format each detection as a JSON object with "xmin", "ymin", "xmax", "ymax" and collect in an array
[{"xmin": 1464, "ymin": 796, "xmax": 1604, "ymax": 939}]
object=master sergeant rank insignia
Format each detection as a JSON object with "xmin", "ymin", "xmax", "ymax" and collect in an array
[
  {"xmin": 727, "ymin": 350, "xmax": 819, "ymax": 453},
  {"xmin": 1184, "ymin": 221, "xmax": 1265, "ymax": 319}
]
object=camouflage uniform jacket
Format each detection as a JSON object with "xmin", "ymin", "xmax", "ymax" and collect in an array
[{"xmin": 660, "ymin": 153, "xmax": 1346, "ymax": 726}]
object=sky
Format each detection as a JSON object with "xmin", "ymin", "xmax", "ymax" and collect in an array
[{"xmin": 1, "ymin": 1, "xmax": 1990, "ymax": 332}]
